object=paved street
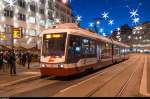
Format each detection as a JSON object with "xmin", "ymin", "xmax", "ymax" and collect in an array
[
  {"xmin": 148, "ymin": 55, "xmax": 150, "ymax": 94},
  {"xmin": 0, "ymin": 54, "xmax": 149, "ymax": 97}
]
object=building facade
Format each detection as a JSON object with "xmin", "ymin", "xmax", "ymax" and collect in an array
[
  {"xmin": 112, "ymin": 22, "xmax": 150, "ymax": 53},
  {"xmin": 111, "ymin": 24, "xmax": 132, "ymax": 46},
  {"xmin": 0, "ymin": 0, "xmax": 74, "ymax": 49},
  {"xmin": 132, "ymin": 22, "xmax": 150, "ymax": 52}
]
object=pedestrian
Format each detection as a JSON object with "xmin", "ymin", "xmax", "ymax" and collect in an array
[
  {"xmin": 8, "ymin": 50, "xmax": 16, "ymax": 75},
  {"xmin": 0, "ymin": 50, "xmax": 3, "ymax": 70},
  {"xmin": 18, "ymin": 51, "xmax": 21, "ymax": 64},
  {"xmin": 3, "ymin": 51, "xmax": 8, "ymax": 71},
  {"xmin": 26, "ymin": 52, "xmax": 32, "ymax": 69},
  {"xmin": 22, "ymin": 52, "xmax": 27, "ymax": 66},
  {"xmin": 20, "ymin": 52, "xmax": 24, "ymax": 65}
]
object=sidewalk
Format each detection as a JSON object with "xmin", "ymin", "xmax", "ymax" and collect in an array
[
  {"xmin": 0, "ymin": 62, "xmax": 41, "ymax": 87},
  {"xmin": 140, "ymin": 54, "xmax": 150, "ymax": 97},
  {"xmin": 147, "ymin": 55, "xmax": 150, "ymax": 94}
]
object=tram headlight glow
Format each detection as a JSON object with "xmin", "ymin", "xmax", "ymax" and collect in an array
[
  {"xmin": 58, "ymin": 64, "xmax": 64, "ymax": 68},
  {"xmin": 41, "ymin": 64, "xmax": 46, "ymax": 68}
]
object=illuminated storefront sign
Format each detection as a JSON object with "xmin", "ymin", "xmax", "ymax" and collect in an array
[
  {"xmin": 13, "ymin": 28, "xmax": 22, "ymax": 39},
  {"xmin": 0, "ymin": 33, "xmax": 6, "ymax": 39}
]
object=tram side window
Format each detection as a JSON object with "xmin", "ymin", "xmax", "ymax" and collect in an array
[
  {"xmin": 67, "ymin": 35, "xmax": 82, "ymax": 63},
  {"xmin": 125, "ymin": 48, "xmax": 129, "ymax": 55},
  {"xmin": 101, "ymin": 42, "xmax": 112, "ymax": 59},
  {"xmin": 82, "ymin": 38, "xmax": 90, "ymax": 57},
  {"xmin": 82, "ymin": 38, "xmax": 97, "ymax": 58},
  {"xmin": 120, "ymin": 47, "xmax": 125, "ymax": 56},
  {"xmin": 113, "ymin": 45, "xmax": 120, "ymax": 56},
  {"xmin": 89, "ymin": 40, "xmax": 97, "ymax": 57}
]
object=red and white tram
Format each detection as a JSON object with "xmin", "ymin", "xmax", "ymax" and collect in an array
[{"xmin": 40, "ymin": 23, "xmax": 130, "ymax": 77}]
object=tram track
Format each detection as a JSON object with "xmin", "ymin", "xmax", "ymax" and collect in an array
[
  {"xmin": 115, "ymin": 56, "xmax": 145, "ymax": 97},
  {"xmin": 85, "ymin": 55, "xmax": 144, "ymax": 97},
  {"xmin": 53, "ymin": 55, "xmax": 142, "ymax": 97},
  {"xmin": 12, "ymin": 56, "xmax": 135, "ymax": 97}
]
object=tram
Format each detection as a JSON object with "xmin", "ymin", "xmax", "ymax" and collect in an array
[{"xmin": 40, "ymin": 23, "xmax": 130, "ymax": 77}]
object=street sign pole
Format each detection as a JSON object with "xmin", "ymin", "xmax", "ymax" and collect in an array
[{"xmin": 11, "ymin": 26, "xmax": 14, "ymax": 50}]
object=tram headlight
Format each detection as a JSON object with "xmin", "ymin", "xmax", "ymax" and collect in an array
[
  {"xmin": 41, "ymin": 64, "xmax": 46, "ymax": 68},
  {"xmin": 58, "ymin": 64, "xmax": 64, "ymax": 68}
]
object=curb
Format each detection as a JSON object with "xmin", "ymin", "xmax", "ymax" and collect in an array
[{"xmin": 0, "ymin": 74, "xmax": 41, "ymax": 88}]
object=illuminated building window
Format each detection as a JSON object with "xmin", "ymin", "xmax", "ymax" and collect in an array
[
  {"xmin": 40, "ymin": 0, "xmax": 45, "ymax": 4},
  {"xmin": 39, "ymin": 19, "xmax": 45, "ymax": 26},
  {"xmin": 29, "ymin": 29, "xmax": 36, "ymax": 36},
  {"xmin": 48, "ymin": 1, "xmax": 53, "ymax": 9},
  {"xmin": 18, "ymin": 13, "xmax": 26, "ymax": 21},
  {"xmin": 39, "ymin": 9, "xmax": 45, "ymax": 15},
  {"xmin": 4, "ymin": 9, "xmax": 14, "ymax": 18},
  {"xmin": 48, "ymin": 11, "xmax": 53, "ymax": 20},
  {"xmin": 29, "ymin": 16, "xmax": 36, "ymax": 24},
  {"xmin": 30, "ymin": 4, "xmax": 36, "ymax": 12},
  {"xmin": 18, "ymin": 0, "xmax": 26, "ymax": 8}
]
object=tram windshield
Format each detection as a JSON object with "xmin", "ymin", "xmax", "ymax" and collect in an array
[{"xmin": 42, "ymin": 33, "xmax": 67, "ymax": 57}]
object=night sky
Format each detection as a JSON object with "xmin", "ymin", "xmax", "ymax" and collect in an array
[{"xmin": 70, "ymin": 0, "xmax": 150, "ymax": 35}]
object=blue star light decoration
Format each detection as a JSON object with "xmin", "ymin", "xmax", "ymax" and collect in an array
[
  {"xmin": 102, "ymin": 12, "xmax": 109, "ymax": 20},
  {"xmin": 76, "ymin": 15, "xmax": 82, "ymax": 22},
  {"xmin": 129, "ymin": 9, "xmax": 140, "ymax": 24},
  {"xmin": 108, "ymin": 20, "xmax": 114, "ymax": 25},
  {"xmin": 130, "ymin": 9, "xmax": 139, "ymax": 18},
  {"xmin": 132, "ymin": 17, "xmax": 140, "ymax": 24},
  {"xmin": 89, "ymin": 22, "xmax": 94, "ymax": 27}
]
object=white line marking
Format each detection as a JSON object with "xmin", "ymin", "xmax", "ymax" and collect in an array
[{"xmin": 140, "ymin": 55, "xmax": 150, "ymax": 96}]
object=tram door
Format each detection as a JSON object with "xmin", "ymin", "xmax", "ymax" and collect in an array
[{"xmin": 97, "ymin": 43, "xmax": 102, "ymax": 61}]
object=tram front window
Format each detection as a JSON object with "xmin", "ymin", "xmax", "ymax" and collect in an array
[{"xmin": 42, "ymin": 33, "xmax": 67, "ymax": 57}]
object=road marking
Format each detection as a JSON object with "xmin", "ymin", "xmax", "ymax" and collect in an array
[{"xmin": 140, "ymin": 55, "xmax": 150, "ymax": 96}]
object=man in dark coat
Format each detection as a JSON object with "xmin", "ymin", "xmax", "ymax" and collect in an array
[
  {"xmin": 22, "ymin": 52, "xmax": 27, "ymax": 66},
  {"xmin": 0, "ymin": 51, "xmax": 3, "ymax": 70},
  {"xmin": 26, "ymin": 52, "xmax": 32, "ymax": 69},
  {"xmin": 8, "ymin": 50, "xmax": 16, "ymax": 75}
]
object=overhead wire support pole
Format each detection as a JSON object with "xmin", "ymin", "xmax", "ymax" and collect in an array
[{"xmin": 92, "ymin": 17, "xmax": 104, "ymax": 34}]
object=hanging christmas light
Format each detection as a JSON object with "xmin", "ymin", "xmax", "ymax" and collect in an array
[
  {"xmin": 101, "ymin": 12, "xmax": 109, "ymax": 20},
  {"xmin": 4, "ymin": 0, "xmax": 17, "ymax": 9}
]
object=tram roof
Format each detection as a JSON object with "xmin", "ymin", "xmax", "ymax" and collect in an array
[{"xmin": 42, "ymin": 23, "xmax": 130, "ymax": 48}]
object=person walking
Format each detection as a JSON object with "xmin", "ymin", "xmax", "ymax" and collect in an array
[
  {"xmin": 8, "ymin": 50, "xmax": 16, "ymax": 75},
  {"xmin": 3, "ymin": 51, "xmax": 8, "ymax": 71},
  {"xmin": 22, "ymin": 52, "xmax": 27, "ymax": 66},
  {"xmin": 18, "ymin": 51, "xmax": 22, "ymax": 64},
  {"xmin": 0, "ymin": 51, "xmax": 3, "ymax": 70},
  {"xmin": 26, "ymin": 52, "xmax": 32, "ymax": 69}
]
